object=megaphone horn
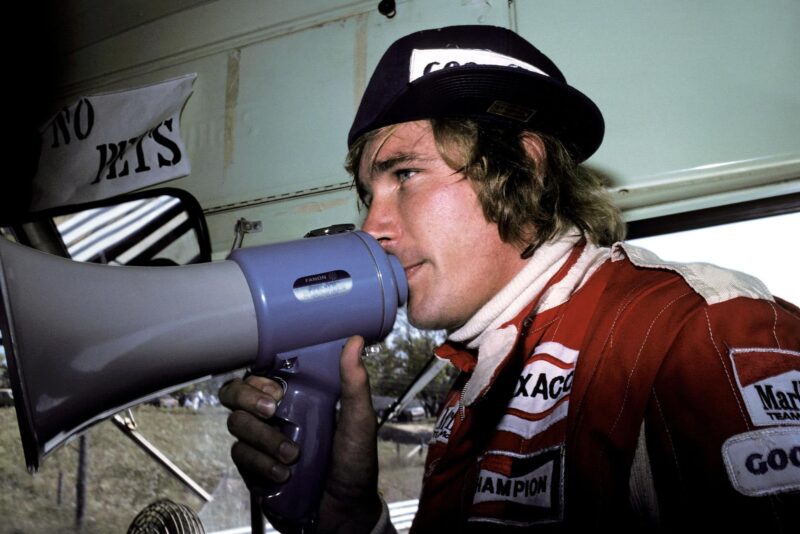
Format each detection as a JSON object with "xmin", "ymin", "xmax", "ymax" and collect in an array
[{"xmin": 0, "ymin": 236, "xmax": 258, "ymax": 471}]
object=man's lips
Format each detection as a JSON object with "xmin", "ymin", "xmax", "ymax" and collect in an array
[{"xmin": 403, "ymin": 262, "xmax": 424, "ymax": 279}]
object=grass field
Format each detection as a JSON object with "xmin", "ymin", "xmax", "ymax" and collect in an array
[
  {"xmin": 1, "ymin": 406, "xmax": 428, "ymax": 533},
  {"xmin": 1, "ymin": 405, "xmax": 233, "ymax": 533}
]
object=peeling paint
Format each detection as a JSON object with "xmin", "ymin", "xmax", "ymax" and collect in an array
[
  {"xmin": 293, "ymin": 197, "xmax": 349, "ymax": 214},
  {"xmin": 224, "ymin": 49, "xmax": 241, "ymax": 175},
  {"xmin": 353, "ymin": 13, "xmax": 368, "ymax": 111}
]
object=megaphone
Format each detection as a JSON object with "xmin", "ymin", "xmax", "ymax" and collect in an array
[{"xmin": 0, "ymin": 230, "xmax": 407, "ymax": 527}]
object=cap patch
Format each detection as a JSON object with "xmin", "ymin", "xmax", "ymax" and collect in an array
[
  {"xmin": 487, "ymin": 100, "xmax": 536, "ymax": 122},
  {"xmin": 409, "ymin": 48, "xmax": 549, "ymax": 82},
  {"xmin": 729, "ymin": 348, "xmax": 800, "ymax": 426},
  {"xmin": 722, "ymin": 427, "xmax": 800, "ymax": 496}
]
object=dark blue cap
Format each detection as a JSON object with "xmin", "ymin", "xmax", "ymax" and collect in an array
[{"xmin": 348, "ymin": 25, "xmax": 604, "ymax": 162}]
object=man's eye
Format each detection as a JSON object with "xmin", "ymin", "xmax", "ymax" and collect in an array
[{"xmin": 396, "ymin": 169, "xmax": 418, "ymax": 182}]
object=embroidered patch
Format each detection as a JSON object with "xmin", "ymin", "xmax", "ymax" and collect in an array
[
  {"xmin": 722, "ymin": 427, "xmax": 800, "ymax": 496},
  {"xmin": 496, "ymin": 342, "xmax": 579, "ymax": 439},
  {"xmin": 430, "ymin": 404, "xmax": 458, "ymax": 445},
  {"xmin": 470, "ymin": 446, "xmax": 564, "ymax": 526},
  {"xmin": 729, "ymin": 348, "xmax": 800, "ymax": 426},
  {"xmin": 487, "ymin": 100, "xmax": 536, "ymax": 122}
]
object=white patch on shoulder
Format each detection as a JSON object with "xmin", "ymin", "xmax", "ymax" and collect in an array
[
  {"xmin": 611, "ymin": 243, "xmax": 773, "ymax": 305},
  {"xmin": 722, "ymin": 427, "xmax": 800, "ymax": 496}
]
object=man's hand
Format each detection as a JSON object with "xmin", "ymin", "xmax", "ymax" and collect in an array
[{"xmin": 219, "ymin": 336, "xmax": 382, "ymax": 533}]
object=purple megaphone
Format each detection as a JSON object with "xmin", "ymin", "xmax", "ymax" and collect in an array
[
  {"xmin": 0, "ymin": 227, "xmax": 405, "ymax": 530},
  {"xmin": 229, "ymin": 229, "xmax": 407, "ymax": 527}
]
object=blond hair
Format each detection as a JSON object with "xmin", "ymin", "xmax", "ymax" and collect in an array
[{"xmin": 346, "ymin": 119, "xmax": 625, "ymax": 255}]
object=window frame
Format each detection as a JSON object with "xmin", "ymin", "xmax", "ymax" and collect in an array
[{"xmin": 625, "ymin": 192, "xmax": 800, "ymax": 240}]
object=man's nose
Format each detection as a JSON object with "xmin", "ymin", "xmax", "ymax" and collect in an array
[{"xmin": 362, "ymin": 197, "xmax": 397, "ymax": 250}]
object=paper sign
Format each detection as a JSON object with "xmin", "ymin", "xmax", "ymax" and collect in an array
[{"xmin": 31, "ymin": 74, "xmax": 196, "ymax": 212}]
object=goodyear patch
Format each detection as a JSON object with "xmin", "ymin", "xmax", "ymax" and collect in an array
[
  {"xmin": 722, "ymin": 427, "xmax": 800, "ymax": 496},
  {"xmin": 469, "ymin": 446, "xmax": 564, "ymax": 526},
  {"xmin": 729, "ymin": 348, "xmax": 800, "ymax": 426},
  {"xmin": 496, "ymin": 342, "xmax": 579, "ymax": 439}
]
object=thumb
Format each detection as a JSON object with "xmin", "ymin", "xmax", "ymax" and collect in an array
[
  {"xmin": 318, "ymin": 336, "xmax": 381, "ymax": 532},
  {"xmin": 338, "ymin": 336, "xmax": 376, "ymax": 432}
]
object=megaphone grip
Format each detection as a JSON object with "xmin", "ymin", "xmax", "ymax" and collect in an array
[{"xmin": 258, "ymin": 339, "xmax": 344, "ymax": 526}]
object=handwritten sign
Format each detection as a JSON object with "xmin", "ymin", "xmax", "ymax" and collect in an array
[{"xmin": 31, "ymin": 74, "xmax": 196, "ymax": 212}]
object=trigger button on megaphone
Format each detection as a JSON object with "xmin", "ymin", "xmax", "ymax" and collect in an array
[{"xmin": 271, "ymin": 376, "xmax": 288, "ymax": 398}]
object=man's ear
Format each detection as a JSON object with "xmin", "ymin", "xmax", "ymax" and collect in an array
[{"xmin": 520, "ymin": 133, "xmax": 546, "ymax": 167}]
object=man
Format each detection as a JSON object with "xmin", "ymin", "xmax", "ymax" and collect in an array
[{"xmin": 221, "ymin": 26, "xmax": 799, "ymax": 532}]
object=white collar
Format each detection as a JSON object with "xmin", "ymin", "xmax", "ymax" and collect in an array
[
  {"xmin": 449, "ymin": 232, "xmax": 610, "ymax": 406},
  {"xmin": 449, "ymin": 231, "xmax": 582, "ymax": 349}
]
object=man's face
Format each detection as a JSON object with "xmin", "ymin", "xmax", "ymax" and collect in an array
[{"xmin": 359, "ymin": 121, "xmax": 527, "ymax": 331}]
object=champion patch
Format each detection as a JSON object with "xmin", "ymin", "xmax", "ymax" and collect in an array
[
  {"xmin": 729, "ymin": 348, "xmax": 800, "ymax": 426},
  {"xmin": 470, "ymin": 446, "xmax": 564, "ymax": 526},
  {"xmin": 722, "ymin": 427, "xmax": 800, "ymax": 496},
  {"xmin": 496, "ymin": 342, "xmax": 579, "ymax": 439}
]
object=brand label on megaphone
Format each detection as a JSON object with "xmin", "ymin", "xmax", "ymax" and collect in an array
[{"xmin": 293, "ymin": 270, "xmax": 353, "ymax": 302}]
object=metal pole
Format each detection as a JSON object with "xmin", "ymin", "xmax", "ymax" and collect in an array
[
  {"xmin": 76, "ymin": 435, "xmax": 87, "ymax": 530},
  {"xmin": 250, "ymin": 491, "xmax": 265, "ymax": 534},
  {"xmin": 111, "ymin": 413, "xmax": 212, "ymax": 502}
]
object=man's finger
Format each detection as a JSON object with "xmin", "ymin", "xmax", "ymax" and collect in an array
[
  {"xmin": 245, "ymin": 375, "xmax": 285, "ymax": 398},
  {"xmin": 227, "ymin": 410, "xmax": 299, "ymax": 463},
  {"xmin": 219, "ymin": 376, "xmax": 284, "ymax": 418},
  {"xmin": 231, "ymin": 441, "xmax": 292, "ymax": 485}
]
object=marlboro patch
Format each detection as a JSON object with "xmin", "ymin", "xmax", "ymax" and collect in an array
[
  {"xmin": 729, "ymin": 348, "xmax": 800, "ymax": 426},
  {"xmin": 469, "ymin": 446, "xmax": 564, "ymax": 526},
  {"xmin": 431, "ymin": 404, "xmax": 458, "ymax": 445}
]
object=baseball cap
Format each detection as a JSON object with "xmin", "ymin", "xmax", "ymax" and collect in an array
[{"xmin": 348, "ymin": 25, "xmax": 604, "ymax": 162}]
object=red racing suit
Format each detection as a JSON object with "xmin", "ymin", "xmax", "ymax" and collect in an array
[{"xmin": 410, "ymin": 243, "xmax": 800, "ymax": 532}]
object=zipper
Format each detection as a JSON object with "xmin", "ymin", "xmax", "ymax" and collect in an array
[{"xmin": 459, "ymin": 381, "xmax": 468, "ymax": 421}]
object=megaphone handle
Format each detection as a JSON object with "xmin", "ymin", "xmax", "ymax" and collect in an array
[{"xmin": 257, "ymin": 340, "xmax": 343, "ymax": 528}]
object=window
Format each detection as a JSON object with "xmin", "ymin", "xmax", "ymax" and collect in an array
[{"xmin": 627, "ymin": 194, "xmax": 800, "ymax": 305}]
